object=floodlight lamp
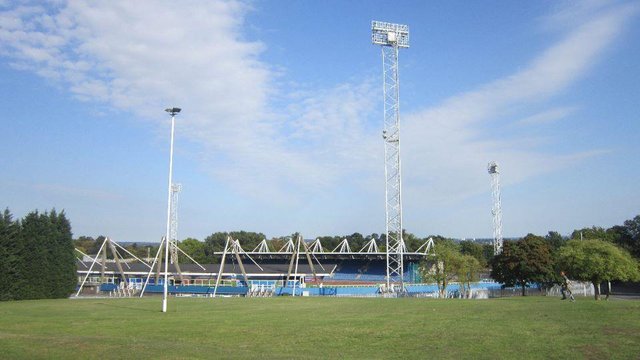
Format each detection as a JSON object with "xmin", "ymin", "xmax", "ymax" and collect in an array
[
  {"xmin": 165, "ymin": 107, "xmax": 181, "ymax": 116},
  {"xmin": 488, "ymin": 161, "xmax": 499, "ymax": 174},
  {"xmin": 371, "ymin": 20, "xmax": 409, "ymax": 48}
]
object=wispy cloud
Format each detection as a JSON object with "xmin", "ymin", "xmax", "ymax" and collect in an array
[
  {"xmin": 0, "ymin": 1, "xmax": 637, "ymax": 237},
  {"xmin": 0, "ymin": 1, "xmax": 383, "ymax": 204},
  {"xmin": 402, "ymin": 1, "xmax": 638, "ymax": 207},
  {"xmin": 515, "ymin": 106, "xmax": 578, "ymax": 126}
]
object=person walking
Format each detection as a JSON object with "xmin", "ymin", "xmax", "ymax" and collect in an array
[{"xmin": 560, "ymin": 271, "xmax": 576, "ymax": 302}]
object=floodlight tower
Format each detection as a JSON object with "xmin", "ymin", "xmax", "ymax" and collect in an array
[
  {"xmin": 488, "ymin": 161, "xmax": 503, "ymax": 254},
  {"xmin": 162, "ymin": 107, "xmax": 180, "ymax": 313},
  {"xmin": 372, "ymin": 21, "xmax": 409, "ymax": 291}
]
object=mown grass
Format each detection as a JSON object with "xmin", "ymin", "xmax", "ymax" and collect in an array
[{"xmin": 0, "ymin": 296, "xmax": 638, "ymax": 359}]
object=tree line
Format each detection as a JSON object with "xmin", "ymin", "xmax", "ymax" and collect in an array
[
  {"xmin": 422, "ymin": 215, "xmax": 640, "ymax": 300},
  {"xmin": 0, "ymin": 208, "xmax": 76, "ymax": 301}
]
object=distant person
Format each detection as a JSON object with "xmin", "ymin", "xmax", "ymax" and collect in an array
[{"xmin": 560, "ymin": 271, "xmax": 575, "ymax": 302}]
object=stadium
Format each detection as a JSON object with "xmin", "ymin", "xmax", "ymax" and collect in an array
[
  {"xmin": 73, "ymin": 22, "xmax": 502, "ymax": 301},
  {"xmin": 75, "ymin": 236, "xmax": 505, "ymax": 298}
]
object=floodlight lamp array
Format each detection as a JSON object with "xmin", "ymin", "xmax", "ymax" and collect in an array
[
  {"xmin": 371, "ymin": 21, "xmax": 409, "ymax": 48},
  {"xmin": 488, "ymin": 161, "xmax": 499, "ymax": 174},
  {"xmin": 165, "ymin": 107, "xmax": 181, "ymax": 116}
]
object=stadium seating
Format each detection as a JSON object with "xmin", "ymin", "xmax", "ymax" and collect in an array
[{"xmin": 329, "ymin": 260, "xmax": 414, "ymax": 282}]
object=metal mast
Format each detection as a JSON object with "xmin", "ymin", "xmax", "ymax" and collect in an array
[
  {"xmin": 162, "ymin": 107, "xmax": 180, "ymax": 313},
  {"xmin": 169, "ymin": 183, "xmax": 182, "ymax": 264},
  {"xmin": 488, "ymin": 161, "xmax": 503, "ymax": 254},
  {"xmin": 372, "ymin": 21, "xmax": 409, "ymax": 291}
]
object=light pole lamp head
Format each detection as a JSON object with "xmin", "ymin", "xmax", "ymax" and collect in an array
[
  {"xmin": 488, "ymin": 161, "xmax": 499, "ymax": 174},
  {"xmin": 165, "ymin": 107, "xmax": 181, "ymax": 116},
  {"xmin": 372, "ymin": 21, "xmax": 409, "ymax": 48}
]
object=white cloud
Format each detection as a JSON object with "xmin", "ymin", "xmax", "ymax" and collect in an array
[
  {"xmin": 401, "ymin": 3, "xmax": 637, "ymax": 210},
  {"xmin": 0, "ymin": 1, "xmax": 637, "ymax": 238},
  {"xmin": 515, "ymin": 106, "xmax": 578, "ymax": 126},
  {"xmin": 5, "ymin": 1, "xmax": 390, "ymax": 205}
]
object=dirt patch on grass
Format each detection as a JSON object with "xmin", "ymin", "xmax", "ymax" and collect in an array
[
  {"xmin": 602, "ymin": 326, "xmax": 637, "ymax": 336},
  {"xmin": 579, "ymin": 344, "xmax": 607, "ymax": 360}
]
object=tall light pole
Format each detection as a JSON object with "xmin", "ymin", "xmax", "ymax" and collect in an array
[
  {"xmin": 162, "ymin": 107, "xmax": 180, "ymax": 313},
  {"xmin": 488, "ymin": 161, "xmax": 503, "ymax": 255},
  {"xmin": 372, "ymin": 21, "xmax": 409, "ymax": 292}
]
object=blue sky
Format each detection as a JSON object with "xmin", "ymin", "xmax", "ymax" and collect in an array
[{"xmin": 0, "ymin": 0, "xmax": 638, "ymax": 242}]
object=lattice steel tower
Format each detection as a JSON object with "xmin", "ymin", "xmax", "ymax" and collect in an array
[
  {"xmin": 169, "ymin": 183, "xmax": 182, "ymax": 264},
  {"xmin": 488, "ymin": 161, "xmax": 503, "ymax": 254},
  {"xmin": 372, "ymin": 21, "xmax": 409, "ymax": 290}
]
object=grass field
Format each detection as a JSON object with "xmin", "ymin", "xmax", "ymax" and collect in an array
[{"xmin": 0, "ymin": 296, "xmax": 639, "ymax": 359}]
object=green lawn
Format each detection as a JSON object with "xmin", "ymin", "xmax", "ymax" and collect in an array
[{"xmin": 0, "ymin": 296, "xmax": 638, "ymax": 359}]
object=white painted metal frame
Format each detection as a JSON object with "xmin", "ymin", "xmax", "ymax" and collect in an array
[
  {"xmin": 76, "ymin": 237, "xmax": 153, "ymax": 296},
  {"xmin": 488, "ymin": 161, "xmax": 503, "ymax": 254},
  {"xmin": 169, "ymin": 183, "xmax": 182, "ymax": 264},
  {"xmin": 138, "ymin": 235, "xmax": 206, "ymax": 298},
  {"xmin": 213, "ymin": 237, "xmax": 264, "ymax": 297},
  {"xmin": 415, "ymin": 237, "xmax": 435, "ymax": 255},
  {"xmin": 310, "ymin": 238, "xmax": 324, "ymax": 253},
  {"xmin": 278, "ymin": 238, "xmax": 295, "ymax": 253},
  {"xmin": 372, "ymin": 20, "xmax": 409, "ymax": 291},
  {"xmin": 75, "ymin": 237, "xmax": 109, "ymax": 297},
  {"xmin": 162, "ymin": 108, "xmax": 179, "ymax": 313},
  {"xmin": 212, "ymin": 236, "xmax": 231, "ymax": 297},
  {"xmin": 359, "ymin": 238, "xmax": 379, "ymax": 253},
  {"xmin": 333, "ymin": 238, "xmax": 352, "ymax": 253},
  {"xmin": 292, "ymin": 235, "xmax": 302, "ymax": 297},
  {"xmin": 253, "ymin": 239, "xmax": 270, "ymax": 253},
  {"xmin": 140, "ymin": 236, "xmax": 166, "ymax": 297}
]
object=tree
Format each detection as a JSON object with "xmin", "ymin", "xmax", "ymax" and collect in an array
[
  {"xmin": 124, "ymin": 242, "xmax": 150, "ymax": 259},
  {"xmin": 420, "ymin": 240, "xmax": 462, "ymax": 298},
  {"xmin": 49, "ymin": 210, "xmax": 76, "ymax": 298},
  {"xmin": 613, "ymin": 215, "xmax": 640, "ymax": 258},
  {"xmin": 557, "ymin": 239, "xmax": 640, "ymax": 300},
  {"xmin": 89, "ymin": 236, "xmax": 108, "ymax": 256},
  {"xmin": 316, "ymin": 235, "xmax": 341, "ymax": 251},
  {"xmin": 402, "ymin": 230, "xmax": 421, "ymax": 252},
  {"xmin": 20, "ymin": 210, "xmax": 50, "ymax": 299},
  {"xmin": 456, "ymin": 255, "xmax": 482, "ymax": 298},
  {"xmin": 269, "ymin": 236, "xmax": 287, "ymax": 252},
  {"xmin": 204, "ymin": 231, "xmax": 267, "ymax": 255},
  {"xmin": 0, "ymin": 209, "xmax": 23, "ymax": 300},
  {"xmin": 490, "ymin": 234, "xmax": 555, "ymax": 296},
  {"xmin": 2, "ymin": 209, "xmax": 77, "ymax": 300},
  {"xmin": 204, "ymin": 232, "xmax": 228, "ymax": 260},
  {"xmin": 459, "ymin": 240, "xmax": 486, "ymax": 267},
  {"xmin": 346, "ymin": 232, "xmax": 365, "ymax": 251},
  {"xmin": 570, "ymin": 226, "xmax": 615, "ymax": 242},
  {"xmin": 544, "ymin": 231, "xmax": 565, "ymax": 251},
  {"xmin": 481, "ymin": 244, "xmax": 494, "ymax": 265},
  {"xmin": 178, "ymin": 238, "xmax": 208, "ymax": 264},
  {"xmin": 73, "ymin": 236, "xmax": 95, "ymax": 255}
]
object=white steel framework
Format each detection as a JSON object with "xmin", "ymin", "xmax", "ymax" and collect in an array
[
  {"xmin": 162, "ymin": 107, "xmax": 180, "ymax": 313},
  {"xmin": 253, "ymin": 239, "xmax": 271, "ymax": 253},
  {"xmin": 372, "ymin": 20, "xmax": 409, "ymax": 291},
  {"xmin": 359, "ymin": 238, "xmax": 379, "ymax": 253},
  {"xmin": 332, "ymin": 238, "xmax": 352, "ymax": 253},
  {"xmin": 488, "ymin": 161, "xmax": 503, "ymax": 254},
  {"xmin": 310, "ymin": 238, "xmax": 324, "ymax": 253},
  {"xmin": 169, "ymin": 183, "xmax": 182, "ymax": 264}
]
